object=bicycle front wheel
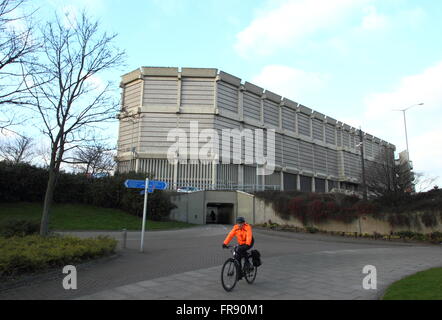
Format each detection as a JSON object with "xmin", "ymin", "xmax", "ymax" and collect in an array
[{"xmin": 221, "ymin": 258, "xmax": 239, "ymax": 292}]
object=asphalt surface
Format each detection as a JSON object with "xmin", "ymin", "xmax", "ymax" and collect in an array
[{"xmin": 0, "ymin": 225, "xmax": 441, "ymax": 300}]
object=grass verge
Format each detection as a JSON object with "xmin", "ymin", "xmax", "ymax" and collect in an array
[
  {"xmin": 382, "ymin": 268, "xmax": 442, "ymax": 300},
  {"xmin": 0, "ymin": 235, "xmax": 117, "ymax": 279},
  {"xmin": 0, "ymin": 202, "xmax": 195, "ymax": 231}
]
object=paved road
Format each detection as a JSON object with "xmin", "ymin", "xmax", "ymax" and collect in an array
[{"xmin": 0, "ymin": 225, "xmax": 441, "ymax": 300}]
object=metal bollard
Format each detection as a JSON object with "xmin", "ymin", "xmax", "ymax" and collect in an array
[{"xmin": 122, "ymin": 228, "xmax": 127, "ymax": 249}]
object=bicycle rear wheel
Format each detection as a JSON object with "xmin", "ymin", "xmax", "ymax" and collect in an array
[
  {"xmin": 244, "ymin": 260, "xmax": 257, "ymax": 284},
  {"xmin": 221, "ymin": 258, "xmax": 239, "ymax": 292}
]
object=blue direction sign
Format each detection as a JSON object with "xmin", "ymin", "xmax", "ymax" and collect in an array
[
  {"xmin": 150, "ymin": 180, "xmax": 168, "ymax": 190},
  {"xmin": 124, "ymin": 179, "xmax": 145, "ymax": 189},
  {"xmin": 124, "ymin": 179, "xmax": 168, "ymax": 190}
]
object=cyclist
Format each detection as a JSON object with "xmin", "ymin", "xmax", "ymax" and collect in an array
[{"xmin": 222, "ymin": 216, "xmax": 254, "ymax": 279}]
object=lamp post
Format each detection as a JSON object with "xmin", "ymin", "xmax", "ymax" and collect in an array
[{"xmin": 393, "ymin": 103, "xmax": 424, "ymax": 161}]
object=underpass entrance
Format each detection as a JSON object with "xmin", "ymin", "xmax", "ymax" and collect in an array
[{"xmin": 206, "ymin": 203, "xmax": 234, "ymax": 224}]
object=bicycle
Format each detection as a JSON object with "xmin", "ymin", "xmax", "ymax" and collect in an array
[{"xmin": 221, "ymin": 245, "xmax": 257, "ymax": 292}]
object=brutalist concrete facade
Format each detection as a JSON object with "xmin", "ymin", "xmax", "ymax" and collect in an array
[{"xmin": 116, "ymin": 67, "xmax": 395, "ymax": 192}]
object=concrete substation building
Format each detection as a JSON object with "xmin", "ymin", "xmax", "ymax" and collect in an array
[{"xmin": 116, "ymin": 67, "xmax": 396, "ymax": 194}]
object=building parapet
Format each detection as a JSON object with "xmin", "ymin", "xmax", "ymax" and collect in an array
[{"xmin": 243, "ymin": 81, "xmax": 264, "ymax": 96}]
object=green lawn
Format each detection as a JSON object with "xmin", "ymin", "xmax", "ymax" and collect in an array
[
  {"xmin": 0, "ymin": 202, "xmax": 195, "ymax": 231},
  {"xmin": 382, "ymin": 268, "xmax": 442, "ymax": 300}
]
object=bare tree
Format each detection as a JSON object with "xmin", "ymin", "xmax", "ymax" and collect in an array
[
  {"xmin": 25, "ymin": 12, "xmax": 125, "ymax": 235},
  {"xmin": 0, "ymin": 0, "xmax": 39, "ymax": 128},
  {"xmin": 0, "ymin": 132, "xmax": 33, "ymax": 163},
  {"xmin": 414, "ymin": 172, "xmax": 438, "ymax": 193},
  {"xmin": 71, "ymin": 142, "xmax": 115, "ymax": 176},
  {"xmin": 365, "ymin": 146, "xmax": 414, "ymax": 197},
  {"xmin": 33, "ymin": 141, "xmax": 51, "ymax": 168}
]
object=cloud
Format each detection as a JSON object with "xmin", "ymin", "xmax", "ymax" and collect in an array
[
  {"xmin": 61, "ymin": 5, "xmax": 79, "ymax": 28},
  {"xmin": 234, "ymin": 0, "xmax": 372, "ymax": 57},
  {"xmin": 361, "ymin": 6, "xmax": 389, "ymax": 31},
  {"xmin": 362, "ymin": 60, "xmax": 442, "ymax": 187},
  {"xmin": 86, "ymin": 75, "xmax": 107, "ymax": 92},
  {"xmin": 150, "ymin": 0, "xmax": 184, "ymax": 15},
  {"xmin": 47, "ymin": 0, "xmax": 105, "ymax": 18},
  {"xmin": 251, "ymin": 65, "xmax": 330, "ymax": 103},
  {"xmin": 397, "ymin": 7, "xmax": 426, "ymax": 28}
]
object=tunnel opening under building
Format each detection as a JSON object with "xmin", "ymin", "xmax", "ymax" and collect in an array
[{"xmin": 206, "ymin": 203, "xmax": 234, "ymax": 224}]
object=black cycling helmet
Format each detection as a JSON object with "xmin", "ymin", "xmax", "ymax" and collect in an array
[{"xmin": 236, "ymin": 216, "xmax": 245, "ymax": 223}]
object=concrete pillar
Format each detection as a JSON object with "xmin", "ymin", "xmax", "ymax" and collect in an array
[
  {"xmin": 173, "ymin": 162, "xmax": 178, "ymax": 190},
  {"xmin": 176, "ymin": 74, "xmax": 182, "ymax": 113},
  {"xmin": 312, "ymin": 177, "xmax": 316, "ymax": 192},
  {"xmin": 280, "ymin": 171, "xmax": 284, "ymax": 191},
  {"xmin": 212, "ymin": 160, "xmax": 217, "ymax": 190},
  {"xmin": 323, "ymin": 119, "xmax": 326, "ymax": 143},
  {"xmin": 239, "ymin": 87, "xmax": 244, "ymax": 122},
  {"xmin": 238, "ymin": 165, "xmax": 244, "ymax": 190},
  {"xmin": 296, "ymin": 174, "xmax": 301, "ymax": 191},
  {"xmin": 260, "ymin": 97, "xmax": 264, "ymax": 124},
  {"xmin": 325, "ymin": 179, "xmax": 329, "ymax": 193}
]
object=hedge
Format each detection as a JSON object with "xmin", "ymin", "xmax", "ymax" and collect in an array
[
  {"xmin": 254, "ymin": 189, "xmax": 442, "ymax": 228},
  {"xmin": 0, "ymin": 161, "xmax": 176, "ymax": 221}
]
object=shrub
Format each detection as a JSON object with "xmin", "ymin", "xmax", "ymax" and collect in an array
[
  {"xmin": 421, "ymin": 212, "xmax": 438, "ymax": 228},
  {"xmin": 288, "ymin": 196, "xmax": 308, "ymax": 225},
  {"xmin": 308, "ymin": 199, "xmax": 326, "ymax": 223},
  {"xmin": 429, "ymin": 232, "xmax": 442, "ymax": 243},
  {"xmin": 0, "ymin": 235, "xmax": 117, "ymax": 278},
  {"xmin": 259, "ymin": 192, "xmax": 364, "ymax": 226},
  {"xmin": 0, "ymin": 162, "xmax": 177, "ymax": 223},
  {"xmin": 395, "ymin": 231, "xmax": 417, "ymax": 239},
  {"xmin": 146, "ymin": 190, "xmax": 177, "ymax": 221},
  {"xmin": 352, "ymin": 201, "xmax": 378, "ymax": 215},
  {"xmin": 254, "ymin": 190, "xmax": 303, "ymax": 220},
  {"xmin": 0, "ymin": 219, "xmax": 40, "ymax": 238},
  {"xmin": 325, "ymin": 201, "xmax": 339, "ymax": 215},
  {"xmin": 305, "ymin": 226, "xmax": 319, "ymax": 233},
  {"xmin": 388, "ymin": 213, "xmax": 411, "ymax": 228}
]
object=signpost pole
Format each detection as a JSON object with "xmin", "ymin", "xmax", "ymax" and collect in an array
[{"xmin": 140, "ymin": 178, "xmax": 149, "ymax": 253}]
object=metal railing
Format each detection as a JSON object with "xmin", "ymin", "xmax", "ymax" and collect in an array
[{"xmin": 173, "ymin": 183, "xmax": 281, "ymax": 193}]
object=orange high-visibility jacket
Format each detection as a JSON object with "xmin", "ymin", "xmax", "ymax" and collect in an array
[{"xmin": 223, "ymin": 223, "xmax": 253, "ymax": 246}]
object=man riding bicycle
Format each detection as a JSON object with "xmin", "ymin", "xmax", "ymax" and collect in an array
[{"xmin": 222, "ymin": 216, "xmax": 254, "ymax": 279}]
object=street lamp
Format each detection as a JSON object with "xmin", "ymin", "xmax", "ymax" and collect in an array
[{"xmin": 393, "ymin": 103, "xmax": 424, "ymax": 162}]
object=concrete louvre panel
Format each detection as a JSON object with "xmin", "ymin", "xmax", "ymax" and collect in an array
[
  {"xmin": 264, "ymin": 90, "xmax": 282, "ymax": 103},
  {"xmin": 298, "ymin": 104, "xmax": 312, "ymax": 115},
  {"xmin": 282, "ymin": 98, "xmax": 298, "ymax": 109},
  {"xmin": 244, "ymin": 82, "xmax": 264, "ymax": 96},
  {"xmin": 141, "ymin": 67, "xmax": 179, "ymax": 77},
  {"xmin": 181, "ymin": 68, "xmax": 218, "ymax": 78},
  {"xmin": 218, "ymin": 71, "xmax": 241, "ymax": 87}
]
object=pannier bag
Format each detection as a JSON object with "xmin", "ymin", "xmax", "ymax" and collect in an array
[{"xmin": 250, "ymin": 249, "xmax": 262, "ymax": 267}]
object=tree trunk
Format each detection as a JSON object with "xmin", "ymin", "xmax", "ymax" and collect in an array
[{"xmin": 40, "ymin": 168, "xmax": 57, "ymax": 236}]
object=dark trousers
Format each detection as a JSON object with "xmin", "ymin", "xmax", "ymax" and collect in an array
[{"xmin": 235, "ymin": 239, "xmax": 254, "ymax": 274}]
